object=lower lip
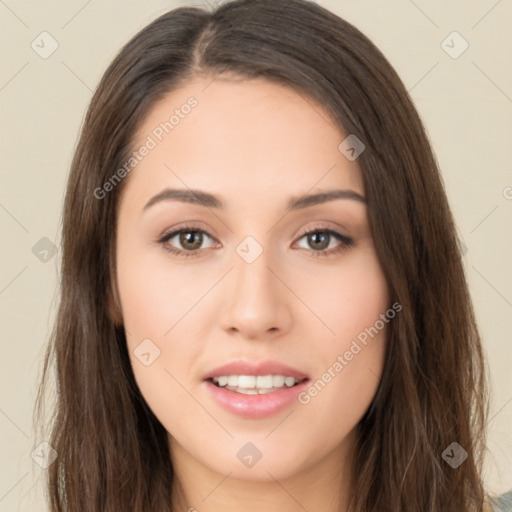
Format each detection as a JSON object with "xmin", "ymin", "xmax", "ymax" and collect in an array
[{"xmin": 204, "ymin": 379, "xmax": 309, "ymax": 419}]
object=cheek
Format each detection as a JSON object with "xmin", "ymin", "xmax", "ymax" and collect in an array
[
  {"xmin": 296, "ymin": 248, "xmax": 390, "ymax": 417},
  {"xmin": 116, "ymin": 235, "xmax": 211, "ymax": 339},
  {"xmin": 302, "ymin": 247, "xmax": 390, "ymax": 343},
  {"xmin": 115, "ymin": 237, "xmax": 204, "ymax": 423},
  {"xmin": 117, "ymin": 250, "xmax": 206, "ymax": 438}
]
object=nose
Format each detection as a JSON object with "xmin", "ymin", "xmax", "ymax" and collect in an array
[{"xmin": 219, "ymin": 247, "xmax": 292, "ymax": 341}]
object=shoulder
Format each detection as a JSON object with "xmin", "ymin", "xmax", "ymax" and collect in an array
[{"xmin": 488, "ymin": 489, "xmax": 512, "ymax": 512}]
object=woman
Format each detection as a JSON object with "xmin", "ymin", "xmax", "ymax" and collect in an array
[{"xmin": 33, "ymin": 0, "xmax": 511, "ymax": 510}]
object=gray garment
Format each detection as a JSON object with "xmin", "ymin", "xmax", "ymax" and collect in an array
[{"xmin": 492, "ymin": 489, "xmax": 512, "ymax": 511}]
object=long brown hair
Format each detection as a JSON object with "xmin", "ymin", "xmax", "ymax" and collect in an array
[{"xmin": 33, "ymin": 0, "xmax": 491, "ymax": 510}]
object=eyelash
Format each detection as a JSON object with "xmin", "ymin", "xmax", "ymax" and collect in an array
[{"xmin": 156, "ymin": 223, "xmax": 354, "ymax": 260}]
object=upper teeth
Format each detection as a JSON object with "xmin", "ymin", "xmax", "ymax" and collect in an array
[{"xmin": 212, "ymin": 375, "xmax": 300, "ymax": 389}]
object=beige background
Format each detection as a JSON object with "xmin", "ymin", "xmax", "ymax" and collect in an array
[{"xmin": 0, "ymin": 0, "xmax": 511, "ymax": 510}]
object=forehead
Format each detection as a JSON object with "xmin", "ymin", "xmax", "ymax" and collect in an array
[{"xmin": 124, "ymin": 76, "xmax": 364, "ymax": 209}]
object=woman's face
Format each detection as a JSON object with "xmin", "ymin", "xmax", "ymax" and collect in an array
[{"xmin": 115, "ymin": 76, "xmax": 390, "ymax": 482}]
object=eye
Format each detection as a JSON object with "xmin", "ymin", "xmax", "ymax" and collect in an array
[
  {"xmin": 156, "ymin": 223, "xmax": 353, "ymax": 258},
  {"xmin": 157, "ymin": 223, "xmax": 216, "ymax": 259},
  {"xmin": 294, "ymin": 225, "xmax": 354, "ymax": 257}
]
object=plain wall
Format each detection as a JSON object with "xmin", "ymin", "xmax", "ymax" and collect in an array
[{"xmin": 0, "ymin": 0, "xmax": 510, "ymax": 510}]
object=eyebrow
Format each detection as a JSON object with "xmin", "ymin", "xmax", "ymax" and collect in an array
[{"xmin": 143, "ymin": 187, "xmax": 366, "ymax": 212}]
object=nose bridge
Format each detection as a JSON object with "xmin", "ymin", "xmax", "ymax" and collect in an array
[
  {"xmin": 231, "ymin": 234, "xmax": 278, "ymax": 304},
  {"xmin": 220, "ymin": 231, "xmax": 289, "ymax": 337}
]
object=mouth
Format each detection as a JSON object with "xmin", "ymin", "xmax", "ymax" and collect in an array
[
  {"xmin": 202, "ymin": 360, "xmax": 311, "ymax": 418},
  {"xmin": 207, "ymin": 374, "xmax": 308, "ymax": 394}
]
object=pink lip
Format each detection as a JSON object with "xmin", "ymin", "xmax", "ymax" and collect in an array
[
  {"xmin": 204, "ymin": 379, "xmax": 309, "ymax": 419},
  {"xmin": 203, "ymin": 359, "xmax": 310, "ymax": 419}
]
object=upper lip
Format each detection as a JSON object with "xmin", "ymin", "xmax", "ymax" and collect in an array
[{"xmin": 203, "ymin": 360, "xmax": 310, "ymax": 381}]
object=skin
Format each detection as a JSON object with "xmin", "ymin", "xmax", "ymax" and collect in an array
[{"xmin": 115, "ymin": 76, "xmax": 390, "ymax": 512}]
